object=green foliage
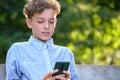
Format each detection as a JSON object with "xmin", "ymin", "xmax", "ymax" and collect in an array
[
  {"xmin": 55, "ymin": 0, "xmax": 120, "ymax": 65},
  {"xmin": 0, "ymin": 0, "xmax": 120, "ymax": 65}
]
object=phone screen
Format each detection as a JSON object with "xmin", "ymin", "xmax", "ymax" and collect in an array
[{"xmin": 52, "ymin": 62, "xmax": 70, "ymax": 76}]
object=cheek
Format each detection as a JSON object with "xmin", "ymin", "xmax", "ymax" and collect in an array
[
  {"xmin": 33, "ymin": 23, "xmax": 42, "ymax": 30},
  {"xmin": 51, "ymin": 26, "xmax": 56, "ymax": 32},
  {"xmin": 32, "ymin": 26, "xmax": 42, "ymax": 33}
]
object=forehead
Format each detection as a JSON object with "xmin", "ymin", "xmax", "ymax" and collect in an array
[{"xmin": 32, "ymin": 9, "xmax": 57, "ymax": 19}]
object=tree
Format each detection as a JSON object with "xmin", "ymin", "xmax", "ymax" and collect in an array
[{"xmin": 0, "ymin": 0, "xmax": 120, "ymax": 65}]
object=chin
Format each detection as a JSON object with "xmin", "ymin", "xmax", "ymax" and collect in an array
[{"xmin": 41, "ymin": 38, "xmax": 51, "ymax": 42}]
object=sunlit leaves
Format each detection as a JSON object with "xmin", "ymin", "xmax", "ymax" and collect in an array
[
  {"xmin": 92, "ymin": 14, "xmax": 102, "ymax": 27},
  {"xmin": 57, "ymin": 1, "xmax": 120, "ymax": 65}
]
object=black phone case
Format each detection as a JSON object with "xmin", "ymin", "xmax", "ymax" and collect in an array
[{"xmin": 52, "ymin": 62, "xmax": 70, "ymax": 76}]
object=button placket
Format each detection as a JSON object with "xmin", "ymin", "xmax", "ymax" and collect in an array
[{"xmin": 42, "ymin": 44, "xmax": 52, "ymax": 72}]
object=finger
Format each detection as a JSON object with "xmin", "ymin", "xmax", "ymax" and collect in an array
[
  {"xmin": 55, "ymin": 74, "xmax": 67, "ymax": 80},
  {"xmin": 46, "ymin": 69, "xmax": 59, "ymax": 78},
  {"xmin": 42, "ymin": 70, "xmax": 59, "ymax": 80},
  {"xmin": 63, "ymin": 71, "xmax": 70, "ymax": 79},
  {"xmin": 50, "ymin": 69, "xmax": 59, "ymax": 75},
  {"xmin": 50, "ymin": 74, "xmax": 63, "ymax": 80}
]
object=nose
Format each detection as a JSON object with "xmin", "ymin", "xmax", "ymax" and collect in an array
[{"xmin": 44, "ymin": 22, "xmax": 49, "ymax": 30}]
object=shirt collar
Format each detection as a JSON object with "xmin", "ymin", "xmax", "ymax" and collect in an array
[{"xmin": 28, "ymin": 36, "xmax": 54, "ymax": 50}]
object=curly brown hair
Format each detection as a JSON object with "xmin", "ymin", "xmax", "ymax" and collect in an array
[{"xmin": 23, "ymin": 0, "xmax": 61, "ymax": 18}]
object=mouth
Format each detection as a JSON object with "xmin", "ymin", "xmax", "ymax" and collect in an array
[{"xmin": 42, "ymin": 32, "xmax": 50, "ymax": 36}]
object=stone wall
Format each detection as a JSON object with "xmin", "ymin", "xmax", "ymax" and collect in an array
[
  {"xmin": 0, "ymin": 64, "xmax": 120, "ymax": 80},
  {"xmin": 76, "ymin": 65, "xmax": 120, "ymax": 80},
  {"xmin": 0, "ymin": 64, "xmax": 5, "ymax": 80}
]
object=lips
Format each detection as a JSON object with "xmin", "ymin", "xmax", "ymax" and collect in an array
[{"xmin": 42, "ymin": 32, "xmax": 50, "ymax": 36}]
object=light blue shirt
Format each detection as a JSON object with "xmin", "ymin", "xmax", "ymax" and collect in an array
[{"xmin": 6, "ymin": 37, "xmax": 79, "ymax": 80}]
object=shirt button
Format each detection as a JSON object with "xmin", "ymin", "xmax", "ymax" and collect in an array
[
  {"xmin": 48, "ymin": 62, "xmax": 50, "ymax": 64},
  {"xmin": 38, "ymin": 48, "xmax": 41, "ymax": 50},
  {"xmin": 31, "ymin": 64, "xmax": 34, "ymax": 67}
]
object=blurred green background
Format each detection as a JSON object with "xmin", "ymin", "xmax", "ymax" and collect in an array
[{"xmin": 0, "ymin": 0, "xmax": 120, "ymax": 65}]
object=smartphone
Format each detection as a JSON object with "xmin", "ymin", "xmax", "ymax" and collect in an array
[{"xmin": 52, "ymin": 62, "xmax": 70, "ymax": 76}]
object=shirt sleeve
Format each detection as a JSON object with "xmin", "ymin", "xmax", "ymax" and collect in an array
[
  {"xmin": 68, "ymin": 49, "xmax": 80, "ymax": 80},
  {"xmin": 6, "ymin": 44, "xmax": 22, "ymax": 80}
]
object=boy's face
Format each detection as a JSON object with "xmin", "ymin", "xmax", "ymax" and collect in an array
[{"xmin": 26, "ymin": 9, "xmax": 57, "ymax": 42}]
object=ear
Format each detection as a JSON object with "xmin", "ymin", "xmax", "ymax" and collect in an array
[{"xmin": 25, "ymin": 18, "xmax": 32, "ymax": 29}]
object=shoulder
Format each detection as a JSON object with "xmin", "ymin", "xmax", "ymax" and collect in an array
[
  {"xmin": 7, "ymin": 42, "xmax": 28, "ymax": 57},
  {"xmin": 9, "ymin": 41, "xmax": 28, "ymax": 49},
  {"xmin": 54, "ymin": 44, "xmax": 69, "ymax": 50},
  {"xmin": 54, "ymin": 44, "xmax": 73, "ymax": 55}
]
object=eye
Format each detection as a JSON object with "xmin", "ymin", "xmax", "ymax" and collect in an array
[
  {"xmin": 49, "ymin": 20, "xmax": 55, "ymax": 24},
  {"xmin": 37, "ymin": 20, "xmax": 43, "ymax": 23}
]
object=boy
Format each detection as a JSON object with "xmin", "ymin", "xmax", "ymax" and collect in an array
[{"xmin": 6, "ymin": 0, "xmax": 79, "ymax": 80}]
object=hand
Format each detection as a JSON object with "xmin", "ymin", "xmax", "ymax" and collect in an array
[
  {"xmin": 42, "ymin": 69, "xmax": 58, "ymax": 80},
  {"xmin": 54, "ymin": 70, "xmax": 70, "ymax": 80},
  {"xmin": 63, "ymin": 70, "xmax": 70, "ymax": 79},
  {"xmin": 42, "ymin": 69, "xmax": 70, "ymax": 80}
]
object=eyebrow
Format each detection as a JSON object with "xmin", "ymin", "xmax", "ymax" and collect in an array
[{"xmin": 37, "ymin": 17, "xmax": 56, "ymax": 20}]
